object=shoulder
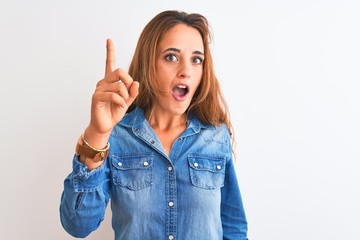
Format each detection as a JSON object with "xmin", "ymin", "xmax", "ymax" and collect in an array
[
  {"xmin": 189, "ymin": 114, "xmax": 230, "ymax": 141},
  {"xmin": 199, "ymin": 123, "xmax": 231, "ymax": 144}
]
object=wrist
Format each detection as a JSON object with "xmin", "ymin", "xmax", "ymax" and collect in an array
[
  {"xmin": 84, "ymin": 125, "xmax": 111, "ymax": 149},
  {"xmin": 75, "ymin": 134, "xmax": 110, "ymax": 163}
]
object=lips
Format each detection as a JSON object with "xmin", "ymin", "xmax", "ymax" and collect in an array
[{"xmin": 172, "ymin": 84, "xmax": 189, "ymax": 101}]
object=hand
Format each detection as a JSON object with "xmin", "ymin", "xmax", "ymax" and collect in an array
[{"xmin": 87, "ymin": 39, "xmax": 139, "ymax": 139}]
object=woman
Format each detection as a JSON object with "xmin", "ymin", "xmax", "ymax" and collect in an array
[{"xmin": 60, "ymin": 10, "xmax": 248, "ymax": 240}]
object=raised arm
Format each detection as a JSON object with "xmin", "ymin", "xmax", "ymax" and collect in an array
[
  {"xmin": 60, "ymin": 39, "xmax": 139, "ymax": 237},
  {"xmin": 82, "ymin": 38, "xmax": 139, "ymax": 170}
]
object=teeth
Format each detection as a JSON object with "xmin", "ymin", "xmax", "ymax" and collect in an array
[{"xmin": 177, "ymin": 85, "xmax": 187, "ymax": 89}]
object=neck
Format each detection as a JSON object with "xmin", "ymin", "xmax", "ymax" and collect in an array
[{"xmin": 146, "ymin": 109, "xmax": 187, "ymax": 131}]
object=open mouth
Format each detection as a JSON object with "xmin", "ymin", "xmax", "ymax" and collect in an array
[{"xmin": 172, "ymin": 84, "xmax": 189, "ymax": 100}]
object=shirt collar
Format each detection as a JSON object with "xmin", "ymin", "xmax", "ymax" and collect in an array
[{"xmin": 119, "ymin": 107, "xmax": 209, "ymax": 134}]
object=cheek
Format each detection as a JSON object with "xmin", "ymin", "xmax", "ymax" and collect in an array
[
  {"xmin": 156, "ymin": 66, "xmax": 171, "ymax": 86},
  {"xmin": 193, "ymin": 70, "xmax": 203, "ymax": 88},
  {"xmin": 157, "ymin": 64, "xmax": 174, "ymax": 80},
  {"xmin": 190, "ymin": 80, "xmax": 202, "ymax": 98}
]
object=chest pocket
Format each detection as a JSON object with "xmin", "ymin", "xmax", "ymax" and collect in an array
[
  {"xmin": 188, "ymin": 153, "xmax": 226, "ymax": 190},
  {"xmin": 111, "ymin": 153, "xmax": 153, "ymax": 190}
]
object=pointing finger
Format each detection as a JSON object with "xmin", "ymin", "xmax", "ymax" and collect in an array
[{"xmin": 105, "ymin": 39, "xmax": 116, "ymax": 76}]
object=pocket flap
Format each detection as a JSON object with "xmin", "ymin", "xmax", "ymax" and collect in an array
[
  {"xmin": 188, "ymin": 154, "xmax": 226, "ymax": 173},
  {"xmin": 111, "ymin": 154, "xmax": 153, "ymax": 170}
]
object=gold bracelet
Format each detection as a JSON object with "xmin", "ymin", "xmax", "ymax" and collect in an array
[{"xmin": 81, "ymin": 134, "xmax": 110, "ymax": 152}]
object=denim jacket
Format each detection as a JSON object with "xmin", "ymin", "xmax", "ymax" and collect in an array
[{"xmin": 60, "ymin": 107, "xmax": 248, "ymax": 240}]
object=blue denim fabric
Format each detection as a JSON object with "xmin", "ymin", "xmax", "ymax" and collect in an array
[{"xmin": 60, "ymin": 107, "xmax": 248, "ymax": 240}]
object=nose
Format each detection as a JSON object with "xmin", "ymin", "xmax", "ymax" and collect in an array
[
  {"xmin": 179, "ymin": 72, "xmax": 190, "ymax": 78},
  {"xmin": 177, "ymin": 60, "xmax": 190, "ymax": 79}
]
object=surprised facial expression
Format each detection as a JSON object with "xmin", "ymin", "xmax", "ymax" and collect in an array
[{"xmin": 154, "ymin": 23, "xmax": 204, "ymax": 116}]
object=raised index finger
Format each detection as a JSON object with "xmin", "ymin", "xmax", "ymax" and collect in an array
[{"xmin": 105, "ymin": 38, "xmax": 116, "ymax": 75}]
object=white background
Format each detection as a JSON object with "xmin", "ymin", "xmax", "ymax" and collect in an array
[{"xmin": 1, "ymin": 0, "xmax": 359, "ymax": 239}]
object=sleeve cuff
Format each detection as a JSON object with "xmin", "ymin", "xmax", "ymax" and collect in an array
[{"xmin": 71, "ymin": 154, "xmax": 109, "ymax": 192}]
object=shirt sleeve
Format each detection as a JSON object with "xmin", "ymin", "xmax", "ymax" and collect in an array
[
  {"xmin": 221, "ymin": 142, "xmax": 248, "ymax": 239},
  {"xmin": 59, "ymin": 154, "xmax": 111, "ymax": 238}
]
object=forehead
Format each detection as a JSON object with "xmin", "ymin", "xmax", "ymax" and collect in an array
[{"xmin": 158, "ymin": 23, "xmax": 204, "ymax": 52}]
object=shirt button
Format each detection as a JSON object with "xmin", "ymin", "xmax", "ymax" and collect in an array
[
  {"xmin": 168, "ymin": 235, "xmax": 174, "ymax": 240},
  {"xmin": 150, "ymin": 140, "xmax": 155, "ymax": 144},
  {"xmin": 194, "ymin": 162, "xmax": 199, "ymax": 167},
  {"xmin": 143, "ymin": 161, "xmax": 149, "ymax": 167},
  {"xmin": 118, "ymin": 162, "xmax": 123, "ymax": 167},
  {"xmin": 216, "ymin": 165, "xmax": 222, "ymax": 170},
  {"xmin": 168, "ymin": 201, "xmax": 174, "ymax": 207},
  {"xmin": 168, "ymin": 166, "xmax": 173, "ymax": 171}
]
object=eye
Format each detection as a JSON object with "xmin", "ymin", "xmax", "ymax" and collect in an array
[
  {"xmin": 192, "ymin": 56, "xmax": 203, "ymax": 64},
  {"xmin": 165, "ymin": 54, "xmax": 178, "ymax": 62}
]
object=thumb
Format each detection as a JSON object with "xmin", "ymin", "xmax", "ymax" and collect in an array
[{"xmin": 126, "ymin": 81, "xmax": 140, "ymax": 105}]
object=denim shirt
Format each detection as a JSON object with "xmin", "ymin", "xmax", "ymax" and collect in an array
[{"xmin": 60, "ymin": 107, "xmax": 248, "ymax": 240}]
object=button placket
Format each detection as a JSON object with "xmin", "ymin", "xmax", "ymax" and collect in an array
[{"xmin": 166, "ymin": 162, "xmax": 176, "ymax": 239}]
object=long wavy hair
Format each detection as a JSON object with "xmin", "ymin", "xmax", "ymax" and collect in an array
[{"xmin": 128, "ymin": 10, "xmax": 234, "ymax": 146}]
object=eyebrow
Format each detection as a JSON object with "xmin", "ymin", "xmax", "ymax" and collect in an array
[{"xmin": 162, "ymin": 47, "xmax": 204, "ymax": 56}]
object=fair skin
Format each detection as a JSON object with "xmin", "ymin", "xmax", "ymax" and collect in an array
[
  {"xmin": 81, "ymin": 39, "xmax": 140, "ymax": 170},
  {"xmin": 149, "ymin": 23, "xmax": 204, "ymax": 155},
  {"xmin": 82, "ymin": 23, "xmax": 204, "ymax": 169}
]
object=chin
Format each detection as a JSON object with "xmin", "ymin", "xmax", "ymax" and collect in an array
[
  {"xmin": 171, "ymin": 108, "xmax": 187, "ymax": 116},
  {"xmin": 171, "ymin": 104, "xmax": 190, "ymax": 116}
]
